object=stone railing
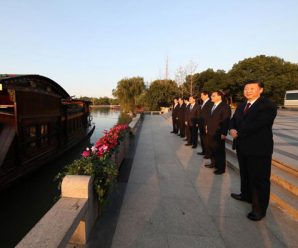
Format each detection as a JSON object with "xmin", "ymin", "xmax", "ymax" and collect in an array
[
  {"xmin": 16, "ymin": 175, "xmax": 98, "ymax": 248},
  {"xmin": 128, "ymin": 113, "xmax": 141, "ymax": 135},
  {"xmin": 143, "ymin": 111, "xmax": 162, "ymax": 115}
]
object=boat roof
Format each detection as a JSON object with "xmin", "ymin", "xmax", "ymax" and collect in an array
[{"xmin": 0, "ymin": 74, "xmax": 70, "ymax": 98}]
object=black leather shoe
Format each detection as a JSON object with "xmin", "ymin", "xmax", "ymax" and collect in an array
[
  {"xmin": 170, "ymin": 131, "xmax": 175, "ymax": 133},
  {"xmin": 230, "ymin": 193, "xmax": 251, "ymax": 203},
  {"xmin": 247, "ymin": 212, "xmax": 265, "ymax": 221},
  {"xmin": 205, "ymin": 163, "xmax": 215, "ymax": 168},
  {"xmin": 214, "ymin": 170, "xmax": 224, "ymax": 175},
  {"xmin": 203, "ymin": 155, "xmax": 210, "ymax": 159},
  {"xmin": 180, "ymin": 135, "xmax": 185, "ymax": 138},
  {"xmin": 185, "ymin": 143, "xmax": 192, "ymax": 146},
  {"xmin": 192, "ymin": 145, "xmax": 197, "ymax": 148},
  {"xmin": 197, "ymin": 152, "xmax": 205, "ymax": 155}
]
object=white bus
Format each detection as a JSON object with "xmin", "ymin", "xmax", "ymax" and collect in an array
[{"xmin": 284, "ymin": 90, "xmax": 298, "ymax": 108}]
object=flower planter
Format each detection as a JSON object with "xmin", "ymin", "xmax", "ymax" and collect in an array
[
  {"xmin": 110, "ymin": 132, "xmax": 130, "ymax": 169},
  {"xmin": 116, "ymin": 140, "xmax": 125, "ymax": 168},
  {"xmin": 61, "ymin": 124, "xmax": 130, "ymax": 207}
]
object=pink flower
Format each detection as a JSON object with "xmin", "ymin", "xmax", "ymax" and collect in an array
[
  {"xmin": 91, "ymin": 146, "xmax": 97, "ymax": 154},
  {"xmin": 82, "ymin": 150, "xmax": 90, "ymax": 157}
]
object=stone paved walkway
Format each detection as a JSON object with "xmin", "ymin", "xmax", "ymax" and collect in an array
[{"xmin": 110, "ymin": 115, "xmax": 298, "ymax": 248}]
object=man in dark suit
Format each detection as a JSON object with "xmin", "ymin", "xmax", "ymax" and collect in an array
[
  {"xmin": 230, "ymin": 80, "xmax": 277, "ymax": 221},
  {"xmin": 171, "ymin": 97, "xmax": 179, "ymax": 134},
  {"xmin": 205, "ymin": 91, "xmax": 231, "ymax": 174},
  {"xmin": 183, "ymin": 96, "xmax": 191, "ymax": 144},
  {"xmin": 185, "ymin": 95, "xmax": 200, "ymax": 148},
  {"xmin": 197, "ymin": 91, "xmax": 213, "ymax": 158},
  {"xmin": 177, "ymin": 97, "xmax": 186, "ymax": 138}
]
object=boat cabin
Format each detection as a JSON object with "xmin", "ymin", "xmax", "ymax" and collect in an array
[{"xmin": 0, "ymin": 74, "xmax": 94, "ymax": 190}]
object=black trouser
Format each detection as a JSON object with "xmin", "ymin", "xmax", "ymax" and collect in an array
[
  {"xmin": 206, "ymin": 134, "xmax": 226, "ymax": 172},
  {"xmin": 190, "ymin": 125, "xmax": 198, "ymax": 146},
  {"xmin": 199, "ymin": 128, "xmax": 208, "ymax": 154},
  {"xmin": 179, "ymin": 119, "xmax": 185, "ymax": 137},
  {"xmin": 172, "ymin": 117, "xmax": 178, "ymax": 133},
  {"xmin": 185, "ymin": 124, "xmax": 191, "ymax": 143},
  {"xmin": 236, "ymin": 151, "xmax": 272, "ymax": 215}
]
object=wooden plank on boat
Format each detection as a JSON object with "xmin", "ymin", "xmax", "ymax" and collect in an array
[{"xmin": 0, "ymin": 125, "xmax": 15, "ymax": 167}]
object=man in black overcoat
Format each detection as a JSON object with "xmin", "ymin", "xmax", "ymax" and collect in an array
[
  {"xmin": 197, "ymin": 91, "xmax": 213, "ymax": 157},
  {"xmin": 183, "ymin": 96, "xmax": 191, "ymax": 144},
  {"xmin": 177, "ymin": 97, "xmax": 186, "ymax": 138},
  {"xmin": 171, "ymin": 97, "xmax": 179, "ymax": 134},
  {"xmin": 205, "ymin": 91, "xmax": 231, "ymax": 174},
  {"xmin": 186, "ymin": 95, "xmax": 200, "ymax": 148},
  {"xmin": 230, "ymin": 80, "xmax": 277, "ymax": 221}
]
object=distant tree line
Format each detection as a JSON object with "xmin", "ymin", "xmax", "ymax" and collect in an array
[
  {"xmin": 78, "ymin": 96, "xmax": 119, "ymax": 105},
  {"xmin": 112, "ymin": 55, "xmax": 298, "ymax": 112}
]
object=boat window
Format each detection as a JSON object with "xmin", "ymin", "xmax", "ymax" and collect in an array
[
  {"xmin": 41, "ymin": 124, "xmax": 48, "ymax": 136},
  {"xmin": 40, "ymin": 124, "xmax": 49, "ymax": 144},
  {"xmin": 28, "ymin": 126, "xmax": 37, "ymax": 147},
  {"xmin": 29, "ymin": 126, "xmax": 36, "ymax": 138}
]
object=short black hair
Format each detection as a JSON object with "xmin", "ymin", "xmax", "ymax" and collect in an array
[
  {"xmin": 244, "ymin": 80, "xmax": 264, "ymax": 88},
  {"xmin": 183, "ymin": 96, "xmax": 189, "ymax": 101},
  {"xmin": 200, "ymin": 90, "xmax": 209, "ymax": 97},
  {"xmin": 212, "ymin": 90, "xmax": 225, "ymax": 100}
]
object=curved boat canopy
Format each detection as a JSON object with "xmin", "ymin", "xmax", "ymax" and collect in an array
[{"xmin": 0, "ymin": 74, "xmax": 70, "ymax": 98}]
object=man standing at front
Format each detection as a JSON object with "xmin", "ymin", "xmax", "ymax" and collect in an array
[{"xmin": 230, "ymin": 80, "xmax": 277, "ymax": 221}]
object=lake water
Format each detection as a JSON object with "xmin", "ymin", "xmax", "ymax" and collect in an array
[{"xmin": 0, "ymin": 107, "xmax": 121, "ymax": 248}]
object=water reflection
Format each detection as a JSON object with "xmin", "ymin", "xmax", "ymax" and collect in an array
[
  {"xmin": 0, "ymin": 107, "xmax": 120, "ymax": 247},
  {"xmin": 90, "ymin": 107, "xmax": 120, "ymax": 144}
]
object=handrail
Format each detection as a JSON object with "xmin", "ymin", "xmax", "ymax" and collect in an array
[
  {"xmin": 129, "ymin": 114, "xmax": 141, "ymax": 135},
  {"xmin": 16, "ymin": 175, "xmax": 98, "ymax": 248}
]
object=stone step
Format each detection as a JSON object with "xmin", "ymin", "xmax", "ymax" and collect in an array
[
  {"xmin": 270, "ymin": 184, "xmax": 298, "ymax": 220},
  {"xmin": 224, "ymin": 138, "xmax": 298, "ymax": 220},
  {"xmin": 271, "ymin": 165, "xmax": 298, "ymax": 197},
  {"xmin": 225, "ymin": 138, "xmax": 298, "ymax": 197},
  {"xmin": 226, "ymin": 135, "xmax": 298, "ymax": 175}
]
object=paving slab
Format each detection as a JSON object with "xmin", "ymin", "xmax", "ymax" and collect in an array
[{"xmin": 109, "ymin": 115, "xmax": 298, "ymax": 248}]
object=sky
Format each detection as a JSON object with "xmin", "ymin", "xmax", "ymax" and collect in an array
[{"xmin": 1, "ymin": 0, "xmax": 298, "ymax": 97}]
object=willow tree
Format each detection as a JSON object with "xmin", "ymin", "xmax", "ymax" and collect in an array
[{"xmin": 112, "ymin": 77, "xmax": 145, "ymax": 114}]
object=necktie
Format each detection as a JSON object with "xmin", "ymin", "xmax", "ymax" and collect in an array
[
  {"xmin": 243, "ymin": 102, "xmax": 251, "ymax": 114},
  {"xmin": 211, "ymin": 105, "xmax": 216, "ymax": 114},
  {"xmin": 190, "ymin": 104, "xmax": 193, "ymax": 110}
]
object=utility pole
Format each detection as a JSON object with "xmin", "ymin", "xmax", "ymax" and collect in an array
[{"xmin": 165, "ymin": 56, "xmax": 169, "ymax": 80}]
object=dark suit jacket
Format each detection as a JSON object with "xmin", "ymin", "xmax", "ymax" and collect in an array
[
  {"xmin": 185, "ymin": 103, "xmax": 200, "ymax": 126},
  {"xmin": 172, "ymin": 103, "xmax": 179, "ymax": 119},
  {"xmin": 206, "ymin": 101, "xmax": 231, "ymax": 137},
  {"xmin": 198, "ymin": 100, "xmax": 213, "ymax": 130},
  {"xmin": 229, "ymin": 97, "xmax": 277, "ymax": 156},
  {"xmin": 184, "ymin": 103, "xmax": 190, "ymax": 124},
  {"xmin": 177, "ymin": 103, "xmax": 186, "ymax": 122}
]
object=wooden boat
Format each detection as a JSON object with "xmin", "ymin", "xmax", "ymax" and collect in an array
[{"xmin": 0, "ymin": 74, "xmax": 95, "ymax": 191}]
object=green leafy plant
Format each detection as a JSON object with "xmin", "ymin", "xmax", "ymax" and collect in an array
[{"xmin": 57, "ymin": 124, "xmax": 129, "ymax": 204}]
